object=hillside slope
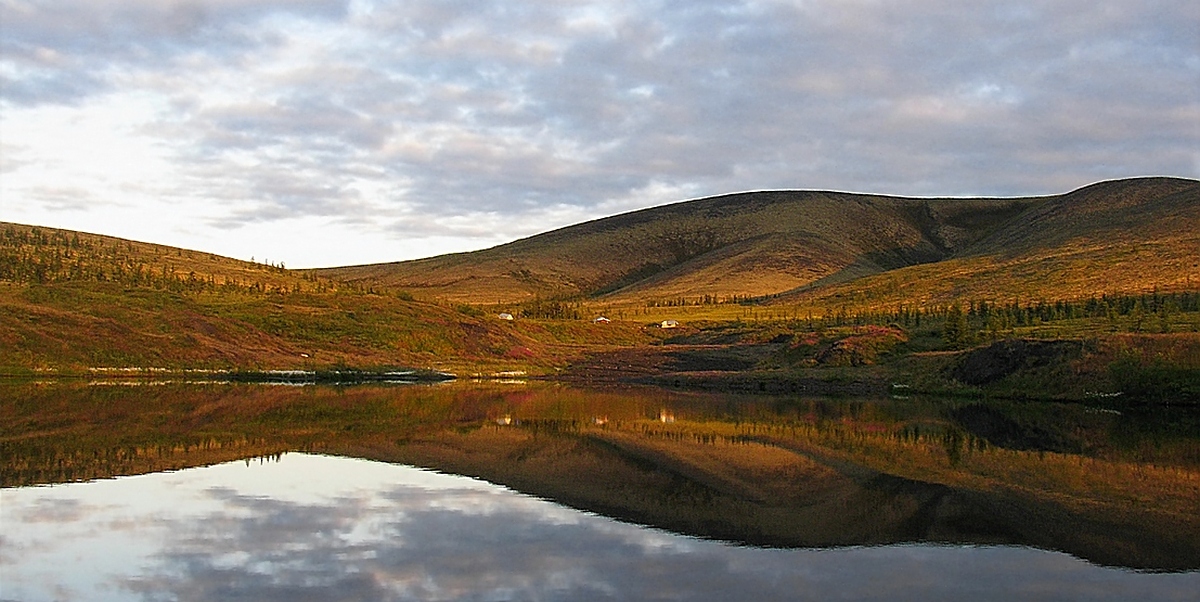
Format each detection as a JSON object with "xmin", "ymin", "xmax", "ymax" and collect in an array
[
  {"xmin": 0, "ymin": 224, "xmax": 574, "ymax": 372},
  {"xmin": 318, "ymin": 177, "xmax": 1197, "ymax": 306},
  {"xmin": 318, "ymin": 191, "xmax": 1039, "ymax": 304},
  {"xmin": 4, "ymin": 177, "xmax": 1194, "ymax": 372},
  {"xmin": 780, "ymin": 177, "xmax": 1200, "ymax": 308}
]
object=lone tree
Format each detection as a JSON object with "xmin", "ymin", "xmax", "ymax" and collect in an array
[{"xmin": 943, "ymin": 304, "xmax": 971, "ymax": 348}]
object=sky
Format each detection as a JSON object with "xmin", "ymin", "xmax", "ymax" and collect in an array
[{"xmin": 2, "ymin": 1, "xmax": 1197, "ymax": 268}]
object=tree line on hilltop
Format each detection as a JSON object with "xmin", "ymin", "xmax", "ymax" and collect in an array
[{"xmin": 0, "ymin": 225, "xmax": 361, "ymax": 296}]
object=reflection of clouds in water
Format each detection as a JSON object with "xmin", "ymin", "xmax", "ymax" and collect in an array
[
  {"xmin": 11, "ymin": 495, "xmax": 90, "ymax": 523},
  {"xmin": 3, "ymin": 454, "xmax": 1197, "ymax": 602},
  {"xmin": 120, "ymin": 461, "xmax": 1200, "ymax": 602},
  {"xmin": 134, "ymin": 482, "xmax": 676, "ymax": 600}
]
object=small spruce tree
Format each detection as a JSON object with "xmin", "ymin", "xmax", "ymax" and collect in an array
[{"xmin": 943, "ymin": 304, "xmax": 970, "ymax": 348}]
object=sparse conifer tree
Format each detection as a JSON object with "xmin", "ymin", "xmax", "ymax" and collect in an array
[{"xmin": 943, "ymin": 304, "xmax": 970, "ymax": 348}]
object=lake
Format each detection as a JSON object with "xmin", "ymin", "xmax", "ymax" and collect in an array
[{"xmin": 2, "ymin": 381, "xmax": 1198, "ymax": 600}]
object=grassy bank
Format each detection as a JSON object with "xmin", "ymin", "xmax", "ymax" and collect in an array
[{"xmin": 3, "ymin": 221, "xmax": 1198, "ymax": 405}]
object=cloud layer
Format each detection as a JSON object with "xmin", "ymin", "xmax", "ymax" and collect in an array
[{"xmin": 2, "ymin": 0, "xmax": 1197, "ymax": 266}]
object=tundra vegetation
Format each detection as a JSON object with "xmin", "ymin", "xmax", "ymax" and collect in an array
[{"xmin": 2, "ymin": 176, "xmax": 1199, "ymax": 403}]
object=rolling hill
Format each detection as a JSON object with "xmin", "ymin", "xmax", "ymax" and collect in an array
[
  {"xmin": 783, "ymin": 177, "xmax": 1200, "ymax": 309},
  {"xmin": 0, "ymin": 223, "xmax": 616, "ymax": 373},
  {"xmin": 3, "ymin": 176, "xmax": 1196, "ymax": 373},
  {"xmin": 317, "ymin": 177, "xmax": 1199, "ymax": 307}
]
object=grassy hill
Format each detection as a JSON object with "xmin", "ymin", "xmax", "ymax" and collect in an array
[
  {"xmin": 315, "ymin": 190, "xmax": 1037, "ymax": 304},
  {"xmin": 317, "ymin": 177, "xmax": 1198, "ymax": 308},
  {"xmin": 0, "ymin": 223, "xmax": 650, "ymax": 374},
  {"xmin": 780, "ymin": 177, "xmax": 1200, "ymax": 310},
  {"xmin": 3, "ymin": 177, "xmax": 1196, "ymax": 376}
]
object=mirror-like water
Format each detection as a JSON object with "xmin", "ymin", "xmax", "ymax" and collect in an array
[
  {"xmin": 4, "ymin": 452, "xmax": 1195, "ymax": 602},
  {"xmin": 3, "ymin": 380, "xmax": 1199, "ymax": 599}
]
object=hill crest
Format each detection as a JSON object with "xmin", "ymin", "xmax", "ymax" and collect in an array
[{"xmin": 317, "ymin": 176, "xmax": 1199, "ymax": 305}]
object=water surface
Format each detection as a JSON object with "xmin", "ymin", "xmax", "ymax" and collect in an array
[
  {"xmin": 4, "ymin": 453, "xmax": 1195, "ymax": 602},
  {"xmin": 2, "ymin": 380, "xmax": 1199, "ymax": 599}
]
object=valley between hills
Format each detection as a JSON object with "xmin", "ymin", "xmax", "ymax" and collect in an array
[{"xmin": 2, "ymin": 176, "xmax": 1198, "ymax": 403}]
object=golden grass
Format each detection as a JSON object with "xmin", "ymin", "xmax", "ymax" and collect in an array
[
  {"xmin": 4, "ymin": 178, "xmax": 1198, "ymax": 375},
  {"xmin": 316, "ymin": 190, "xmax": 1043, "ymax": 303},
  {"xmin": 315, "ymin": 177, "xmax": 1198, "ymax": 309}
]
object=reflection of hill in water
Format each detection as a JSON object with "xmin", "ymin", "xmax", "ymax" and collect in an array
[
  {"xmin": 13, "ymin": 454, "xmax": 1187, "ymax": 602},
  {"xmin": 3, "ymin": 381, "xmax": 1199, "ymax": 571}
]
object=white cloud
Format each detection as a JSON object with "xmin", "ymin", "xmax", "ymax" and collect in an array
[{"xmin": 1, "ymin": 0, "xmax": 1196, "ymax": 267}]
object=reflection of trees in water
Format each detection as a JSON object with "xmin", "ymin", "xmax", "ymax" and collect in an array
[
  {"xmin": 4, "ymin": 381, "xmax": 1200, "ymax": 570},
  {"xmin": 2, "ymin": 436, "xmax": 294, "ymax": 487}
]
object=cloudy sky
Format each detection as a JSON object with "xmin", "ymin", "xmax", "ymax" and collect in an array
[{"xmin": 2, "ymin": 0, "xmax": 1197, "ymax": 268}]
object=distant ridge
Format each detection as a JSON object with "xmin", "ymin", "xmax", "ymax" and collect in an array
[
  {"xmin": 317, "ymin": 177, "xmax": 1200, "ymax": 306},
  {"xmin": 784, "ymin": 176, "xmax": 1200, "ymax": 308}
]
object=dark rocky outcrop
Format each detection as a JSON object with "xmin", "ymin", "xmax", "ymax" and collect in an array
[{"xmin": 951, "ymin": 339, "xmax": 1084, "ymax": 386}]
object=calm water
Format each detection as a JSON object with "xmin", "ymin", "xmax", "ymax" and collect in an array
[
  {"xmin": 3, "ymin": 452, "xmax": 1194, "ymax": 602},
  {"xmin": 3, "ymin": 381, "xmax": 1199, "ymax": 600}
]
